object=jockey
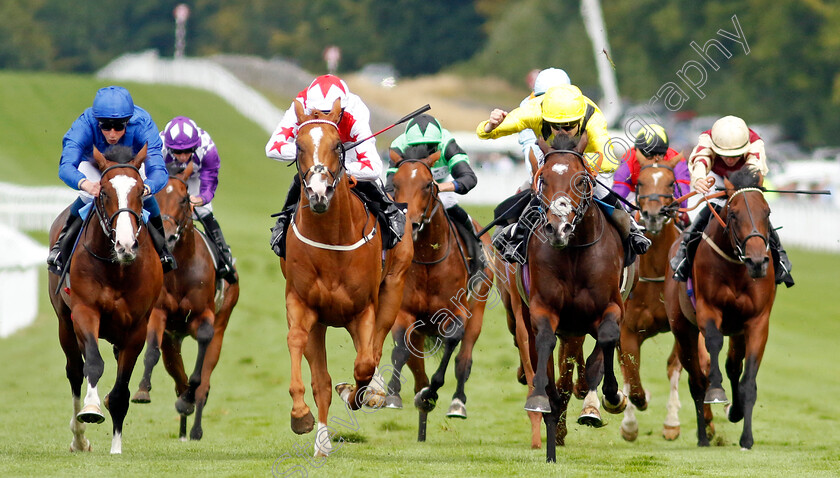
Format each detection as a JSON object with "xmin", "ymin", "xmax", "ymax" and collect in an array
[
  {"xmin": 267, "ymin": 74, "xmax": 405, "ymax": 258},
  {"xmin": 477, "ymin": 84, "xmax": 651, "ymax": 263},
  {"xmin": 670, "ymin": 115, "xmax": 794, "ymax": 287},
  {"xmin": 161, "ymin": 116, "xmax": 237, "ymax": 284},
  {"xmin": 518, "ymin": 68, "xmax": 572, "ymax": 181},
  {"xmin": 386, "ymin": 113, "xmax": 483, "ymax": 275},
  {"xmin": 47, "ymin": 86, "xmax": 176, "ymax": 275},
  {"xmin": 612, "ymin": 123, "xmax": 692, "ymax": 227}
]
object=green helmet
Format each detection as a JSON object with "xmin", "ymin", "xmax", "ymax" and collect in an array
[{"xmin": 405, "ymin": 114, "xmax": 443, "ymax": 145}]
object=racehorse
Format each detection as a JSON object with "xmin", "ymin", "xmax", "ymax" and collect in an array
[
  {"xmin": 383, "ymin": 147, "xmax": 494, "ymax": 442},
  {"xmin": 520, "ymin": 134, "xmax": 627, "ymax": 462},
  {"xmin": 48, "ymin": 145, "xmax": 162, "ymax": 454},
  {"xmin": 281, "ymin": 98, "xmax": 412, "ymax": 457},
  {"xmin": 665, "ymin": 166, "xmax": 777, "ymax": 449},
  {"xmin": 130, "ymin": 162, "xmax": 240, "ymax": 441},
  {"xmin": 493, "ymin": 147, "xmax": 588, "ymax": 450},
  {"xmin": 618, "ymin": 152, "xmax": 713, "ymax": 441}
]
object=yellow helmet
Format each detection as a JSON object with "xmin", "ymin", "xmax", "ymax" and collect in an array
[{"xmin": 541, "ymin": 85, "xmax": 586, "ymax": 124}]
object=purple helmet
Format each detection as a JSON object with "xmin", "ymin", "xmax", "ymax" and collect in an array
[{"xmin": 164, "ymin": 116, "xmax": 201, "ymax": 150}]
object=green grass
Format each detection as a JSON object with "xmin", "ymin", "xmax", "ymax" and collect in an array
[{"xmin": 1, "ymin": 71, "xmax": 839, "ymax": 477}]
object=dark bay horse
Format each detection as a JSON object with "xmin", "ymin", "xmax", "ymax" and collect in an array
[
  {"xmin": 384, "ymin": 147, "xmax": 494, "ymax": 441},
  {"xmin": 618, "ymin": 151, "xmax": 712, "ymax": 441},
  {"xmin": 665, "ymin": 167, "xmax": 777, "ymax": 449},
  {"xmin": 130, "ymin": 162, "xmax": 240, "ymax": 441},
  {"xmin": 281, "ymin": 98, "xmax": 412, "ymax": 456},
  {"xmin": 48, "ymin": 145, "xmax": 162, "ymax": 454},
  {"xmin": 522, "ymin": 135, "xmax": 627, "ymax": 462}
]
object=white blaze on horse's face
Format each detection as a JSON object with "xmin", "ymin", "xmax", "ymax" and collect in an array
[
  {"xmin": 307, "ymin": 126, "xmax": 330, "ymax": 198},
  {"xmin": 110, "ymin": 175, "xmax": 138, "ymax": 260},
  {"xmin": 551, "ymin": 163, "xmax": 569, "ymax": 177},
  {"xmin": 651, "ymin": 170, "xmax": 665, "ymax": 186}
]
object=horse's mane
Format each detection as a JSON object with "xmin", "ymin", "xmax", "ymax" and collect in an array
[
  {"xmin": 402, "ymin": 144, "xmax": 436, "ymax": 161},
  {"xmin": 728, "ymin": 166, "xmax": 762, "ymax": 190},
  {"xmin": 549, "ymin": 134, "xmax": 578, "ymax": 151},
  {"xmin": 102, "ymin": 145, "xmax": 135, "ymax": 165},
  {"xmin": 166, "ymin": 161, "xmax": 187, "ymax": 175}
]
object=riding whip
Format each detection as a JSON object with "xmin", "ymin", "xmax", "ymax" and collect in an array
[{"xmin": 345, "ymin": 104, "xmax": 431, "ymax": 150}]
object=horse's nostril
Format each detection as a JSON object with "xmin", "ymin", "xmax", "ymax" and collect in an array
[{"xmin": 544, "ymin": 223, "xmax": 555, "ymax": 235}]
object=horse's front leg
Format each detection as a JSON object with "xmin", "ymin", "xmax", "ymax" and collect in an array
[
  {"xmin": 524, "ymin": 305, "xmax": 557, "ymax": 414},
  {"xmin": 732, "ymin": 315, "xmax": 769, "ymax": 450},
  {"xmin": 416, "ymin": 314, "xmax": 465, "ymax": 413},
  {"xmin": 385, "ymin": 318, "xmax": 413, "ymax": 409},
  {"xmin": 58, "ymin": 311, "xmax": 89, "ymax": 452},
  {"xmin": 190, "ymin": 314, "xmax": 230, "ymax": 441},
  {"xmin": 286, "ymin": 294, "xmax": 317, "ymax": 434},
  {"xmin": 448, "ymin": 301, "xmax": 486, "ymax": 419},
  {"xmin": 72, "ymin": 305, "xmax": 106, "ymax": 426},
  {"xmin": 337, "ymin": 305, "xmax": 379, "ymax": 410},
  {"xmin": 160, "ymin": 332, "xmax": 189, "ymax": 439},
  {"xmin": 176, "ymin": 310, "xmax": 215, "ymax": 416},
  {"xmin": 619, "ymin": 318, "xmax": 648, "ymax": 411},
  {"xmin": 305, "ymin": 323, "xmax": 336, "ymax": 457},
  {"xmin": 701, "ymin": 311, "xmax": 729, "ymax": 404},
  {"xmin": 132, "ymin": 307, "xmax": 167, "ymax": 404},
  {"xmin": 600, "ymin": 303, "xmax": 627, "ymax": 414},
  {"xmin": 107, "ymin": 322, "xmax": 146, "ymax": 454}
]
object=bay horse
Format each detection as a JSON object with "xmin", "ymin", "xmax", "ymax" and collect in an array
[
  {"xmin": 130, "ymin": 161, "xmax": 240, "ymax": 441},
  {"xmin": 618, "ymin": 151, "xmax": 713, "ymax": 442},
  {"xmin": 281, "ymin": 98, "xmax": 412, "ymax": 457},
  {"xmin": 521, "ymin": 134, "xmax": 627, "ymax": 462},
  {"xmin": 493, "ymin": 149, "xmax": 588, "ymax": 450},
  {"xmin": 48, "ymin": 145, "xmax": 162, "ymax": 454},
  {"xmin": 665, "ymin": 167, "xmax": 776, "ymax": 449},
  {"xmin": 383, "ymin": 147, "xmax": 494, "ymax": 442}
]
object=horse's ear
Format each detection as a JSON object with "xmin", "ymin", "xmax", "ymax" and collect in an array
[
  {"xmin": 423, "ymin": 150, "xmax": 441, "ymax": 169},
  {"xmin": 131, "ymin": 143, "xmax": 148, "ymax": 169},
  {"xmin": 635, "ymin": 148, "xmax": 651, "ymax": 166},
  {"xmin": 328, "ymin": 97, "xmax": 342, "ymax": 121},
  {"xmin": 93, "ymin": 146, "xmax": 107, "ymax": 170},
  {"xmin": 294, "ymin": 99, "xmax": 306, "ymax": 122},
  {"xmin": 528, "ymin": 148, "xmax": 539, "ymax": 176},
  {"xmin": 181, "ymin": 160, "xmax": 195, "ymax": 181},
  {"xmin": 389, "ymin": 148, "xmax": 403, "ymax": 166},
  {"xmin": 576, "ymin": 131, "xmax": 589, "ymax": 153},
  {"xmin": 664, "ymin": 153, "xmax": 684, "ymax": 169},
  {"xmin": 724, "ymin": 175, "xmax": 735, "ymax": 195}
]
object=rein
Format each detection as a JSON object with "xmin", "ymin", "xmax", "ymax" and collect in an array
[{"xmin": 702, "ymin": 187, "xmax": 769, "ymax": 264}]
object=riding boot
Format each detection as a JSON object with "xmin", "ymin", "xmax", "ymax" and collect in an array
[
  {"xmin": 148, "ymin": 215, "xmax": 177, "ymax": 273},
  {"xmin": 598, "ymin": 193, "xmax": 651, "ymax": 256},
  {"xmin": 269, "ymin": 175, "xmax": 301, "ymax": 259},
  {"xmin": 47, "ymin": 214, "xmax": 82, "ymax": 275},
  {"xmin": 199, "ymin": 212, "xmax": 238, "ymax": 284},
  {"xmin": 670, "ymin": 206, "xmax": 713, "ymax": 282},
  {"xmin": 492, "ymin": 198, "xmax": 541, "ymax": 264},
  {"xmin": 354, "ymin": 180, "xmax": 407, "ymax": 250},
  {"xmin": 768, "ymin": 224, "xmax": 794, "ymax": 288},
  {"xmin": 447, "ymin": 204, "xmax": 484, "ymax": 276}
]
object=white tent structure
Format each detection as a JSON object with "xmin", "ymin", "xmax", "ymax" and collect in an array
[{"xmin": 0, "ymin": 222, "xmax": 47, "ymax": 337}]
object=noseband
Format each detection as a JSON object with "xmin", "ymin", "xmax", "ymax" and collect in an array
[
  {"xmin": 296, "ymin": 119, "xmax": 346, "ymax": 197},
  {"xmin": 635, "ymin": 163, "xmax": 677, "ymax": 213},
  {"xmin": 724, "ymin": 187, "xmax": 769, "ymax": 262},
  {"xmin": 395, "ymin": 159, "xmax": 440, "ymax": 236},
  {"xmin": 93, "ymin": 164, "xmax": 144, "ymax": 244}
]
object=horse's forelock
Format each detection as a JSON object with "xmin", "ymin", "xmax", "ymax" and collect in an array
[
  {"xmin": 550, "ymin": 134, "xmax": 578, "ymax": 151},
  {"xmin": 728, "ymin": 166, "xmax": 762, "ymax": 190},
  {"xmin": 403, "ymin": 144, "xmax": 434, "ymax": 160},
  {"xmin": 102, "ymin": 145, "xmax": 135, "ymax": 165}
]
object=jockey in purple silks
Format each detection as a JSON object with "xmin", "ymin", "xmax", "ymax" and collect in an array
[{"xmin": 160, "ymin": 116, "xmax": 237, "ymax": 284}]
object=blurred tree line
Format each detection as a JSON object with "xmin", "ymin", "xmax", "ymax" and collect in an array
[{"xmin": 1, "ymin": 0, "xmax": 838, "ymax": 146}]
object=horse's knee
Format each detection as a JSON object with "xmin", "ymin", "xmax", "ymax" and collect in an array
[
  {"xmin": 354, "ymin": 358, "xmax": 376, "ymax": 383},
  {"xmin": 598, "ymin": 320, "xmax": 620, "ymax": 347},
  {"xmin": 196, "ymin": 321, "xmax": 214, "ymax": 344}
]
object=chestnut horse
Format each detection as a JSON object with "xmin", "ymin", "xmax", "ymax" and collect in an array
[
  {"xmin": 665, "ymin": 167, "xmax": 776, "ymax": 449},
  {"xmin": 281, "ymin": 99, "xmax": 411, "ymax": 457},
  {"xmin": 618, "ymin": 152, "xmax": 712, "ymax": 442},
  {"xmin": 384, "ymin": 148, "xmax": 494, "ymax": 441},
  {"xmin": 131, "ymin": 162, "xmax": 240, "ymax": 441},
  {"xmin": 48, "ymin": 145, "xmax": 162, "ymax": 454},
  {"xmin": 521, "ymin": 135, "xmax": 627, "ymax": 462}
]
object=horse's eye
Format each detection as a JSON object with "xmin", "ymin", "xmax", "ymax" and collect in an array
[{"xmin": 425, "ymin": 181, "xmax": 433, "ymax": 191}]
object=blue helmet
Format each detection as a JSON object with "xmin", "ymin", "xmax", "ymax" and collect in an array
[{"xmin": 92, "ymin": 86, "xmax": 134, "ymax": 119}]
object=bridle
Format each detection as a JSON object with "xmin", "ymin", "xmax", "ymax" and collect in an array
[
  {"xmin": 533, "ymin": 149, "xmax": 594, "ymax": 232},
  {"xmin": 724, "ymin": 187, "xmax": 769, "ymax": 262},
  {"xmin": 85, "ymin": 163, "xmax": 145, "ymax": 262},
  {"xmin": 295, "ymin": 119, "xmax": 346, "ymax": 199},
  {"xmin": 160, "ymin": 175, "xmax": 192, "ymax": 244},
  {"xmin": 635, "ymin": 162, "xmax": 677, "ymax": 216},
  {"xmin": 395, "ymin": 159, "xmax": 441, "ymax": 238}
]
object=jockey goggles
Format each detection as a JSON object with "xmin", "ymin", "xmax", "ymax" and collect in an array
[
  {"xmin": 98, "ymin": 119, "xmax": 128, "ymax": 131},
  {"xmin": 548, "ymin": 120, "xmax": 579, "ymax": 132},
  {"xmin": 171, "ymin": 147, "xmax": 196, "ymax": 155}
]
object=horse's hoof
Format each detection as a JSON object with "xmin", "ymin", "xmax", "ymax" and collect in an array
[
  {"xmin": 69, "ymin": 439, "xmax": 91, "ymax": 452},
  {"xmin": 629, "ymin": 392, "xmax": 648, "ymax": 411},
  {"xmin": 76, "ymin": 405, "xmax": 105, "ymax": 424},
  {"xmin": 335, "ymin": 382, "xmax": 353, "ymax": 404},
  {"xmin": 290, "ymin": 410, "xmax": 315, "ymax": 435},
  {"xmin": 175, "ymin": 397, "xmax": 195, "ymax": 416},
  {"xmin": 577, "ymin": 406, "xmax": 604, "ymax": 428},
  {"xmin": 620, "ymin": 424, "xmax": 638, "ymax": 442},
  {"xmin": 704, "ymin": 387, "xmax": 729, "ymax": 404},
  {"xmin": 705, "ymin": 422, "xmax": 716, "ymax": 440},
  {"xmin": 603, "ymin": 391, "xmax": 627, "ymax": 414},
  {"xmin": 414, "ymin": 388, "xmax": 437, "ymax": 412},
  {"xmin": 725, "ymin": 403, "xmax": 743, "ymax": 423},
  {"xmin": 190, "ymin": 426, "xmax": 203, "ymax": 441},
  {"xmin": 662, "ymin": 424, "xmax": 680, "ymax": 440},
  {"xmin": 446, "ymin": 398, "xmax": 467, "ymax": 419},
  {"xmin": 131, "ymin": 390, "xmax": 151, "ymax": 404},
  {"xmin": 363, "ymin": 389, "xmax": 386, "ymax": 409},
  {"xmin": 385, "ymin": 394, "xmax": 403, "ymax": 409},
  {"xmin": 524, "ymin": 395, "xmax": 551, "ymax": 413}
]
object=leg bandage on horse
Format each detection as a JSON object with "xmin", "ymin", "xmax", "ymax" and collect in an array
[{"xmin": 197, "ymin": 210, "xmax": 237, "ymax": 284}]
